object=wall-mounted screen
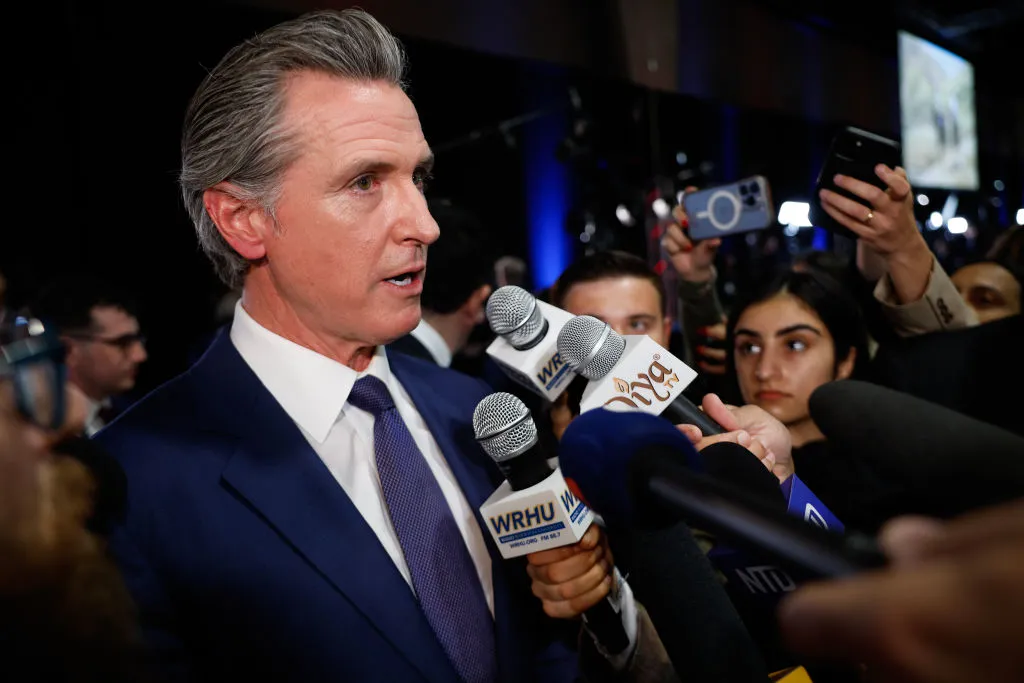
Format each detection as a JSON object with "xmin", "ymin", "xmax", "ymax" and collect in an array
[{"xmin": 898, "ymin": 31, "xmax": 979, "ymax": 190}]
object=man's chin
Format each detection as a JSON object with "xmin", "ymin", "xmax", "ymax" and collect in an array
[{"xmin": 376, "ymin": 306, "xmax": 422, "ymax": 345}]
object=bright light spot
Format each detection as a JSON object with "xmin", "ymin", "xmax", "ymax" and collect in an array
[
  {"xmin": 783, "ymin": 224, "xmax": 800, "ymax": 237},
  {"xmin": 676, "ymin": 151, "xmax": 688, "ymax": 165},
  {"xmin": 916, "ymin": 194, "xmax": 930, "ymax": 206},
  {"xmin": 777, "ymin": 201, "xmax": 812, "ymax": 227},
  {"xmin": 579, "ymin": 232, "xmax": 591, "ymax": 243},
  {"xmin": 652, "ymin": 198, "xmax": 671, "ymax": 219},
  {"xmin": 1017, "ymin": 208, "xmax": 1024, "ymax": 226},
  {"xmin": 616, "ymin": 204, "xmax": 635, "ymax": 226},
  {"xmin": 929, "ymin": 212, "xmax": 944, "ymax": 229},
  {"xmin": 994, "ymin": 180, "xmax": 1005, "ymax": 192},
  {"xmin": 947, "ymin": 217, "xmax": 968, "ymax": 234}
]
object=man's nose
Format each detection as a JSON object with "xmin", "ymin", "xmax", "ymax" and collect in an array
[
  {"xmin": 131, "ymin": 340, "xmax": 148, "ymax": 364},
  {"xmin": 396, "ymin": 184, "xmax": 439, "ymax": 247}
]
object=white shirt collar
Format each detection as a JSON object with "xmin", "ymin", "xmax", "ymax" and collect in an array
[
  {"xmin": 408, "ymin": 319, "xmax": 452, "ymax": 368},
  {"xmin": 82, "ymin": 394, "xmax": 112, "ymax": 437},
  {"xmin": 229, "ymin": 301, "xmax": 398, "ymax": 444}
]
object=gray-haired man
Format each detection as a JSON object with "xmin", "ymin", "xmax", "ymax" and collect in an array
[{"xmin": 97, "ymin": 9, "xmax": 680, "ymax": 683}]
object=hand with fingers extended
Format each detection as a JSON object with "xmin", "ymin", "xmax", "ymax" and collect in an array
[
  {"xmin": 676, "ymin": 393, "xmax": 794, "ymax": 482},
  {"xmin": 525, "ymin": 525, "xmax": 615, "ymax": 619},
  {"xmin": 662, "ymin": 189, "xmax": 722, "ymax": 283},
  {"xmin": 820, "ymin": 164, "xmax": 934, "ymax": 303}
]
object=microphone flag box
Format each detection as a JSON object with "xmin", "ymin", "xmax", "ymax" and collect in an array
[
  {"xmin": 578, "ymin": 335, "xmax": 698, "ymax": 416},
  {"xmin": 486, "ymin": 300, "xmax": 577, "ymax": 402},
  {"xmin": 480, "ymin": 468, "xmax": 594, "ymax": 559}
]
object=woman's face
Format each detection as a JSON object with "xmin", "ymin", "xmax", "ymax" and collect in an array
[{"xmin": 733, "ymin": 293, "xmax": 854, "ymax": 427}]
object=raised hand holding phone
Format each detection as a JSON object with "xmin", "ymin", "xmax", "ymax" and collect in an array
[{"xmin": 662, "ymin": 187, "xmax": 721, "ymax": 283}]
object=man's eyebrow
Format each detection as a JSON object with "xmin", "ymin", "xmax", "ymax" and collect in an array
[{"xmin": 334, "ymin": 151, "xmax": 434, "ymax": 185}]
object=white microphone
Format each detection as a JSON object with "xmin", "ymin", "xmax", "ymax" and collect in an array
[
  {"xmin": 473, "ymin": 391, "xmax": 630, "ymax": 654},
  {"xmin": 484, "ymin": 286, "xmax": 577, "ymax": 401},
  {"xmin": 556, "ymin": 315, "xmax": 724, "ymax": 435}
]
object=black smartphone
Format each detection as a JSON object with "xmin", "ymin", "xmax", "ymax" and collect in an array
[{"xmin": 812, "ymin": 126, "xmax": 901, "ymax": 239}]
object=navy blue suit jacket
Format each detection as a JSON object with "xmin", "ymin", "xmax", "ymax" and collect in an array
[{"xmin": 98, "ymin": 330, "xmax": 579, "ymax": 682}]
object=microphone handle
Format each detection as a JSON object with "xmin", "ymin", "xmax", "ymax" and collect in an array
[
  {"xmin": 662, "ymin": 396, "xmax": 725, "ymax": 436},
  {"xmin": 581, "ymin": 593, "xmax": 630, "ymax": 654}
]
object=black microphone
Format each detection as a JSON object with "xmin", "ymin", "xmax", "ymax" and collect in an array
[
  {"xmin": 700, "ymin": 441, "xmax": 787, "ymax": 510},
  {"xmin": 809, "ymin": 380, "xmax": 1024, "ymax": 517},
  {"xmin": 558, "ymin": 408, "xmax": 887, "ymax": 578},
  {"xmin": 605, "ymin": 520, "xmax": 771, "ymax": 682},
  {"xmin": 472, "ymin": 392, "xmax": 630, "ymax": 655},
  {"xmin": 556, "ymin": 314, "xmax": 724, "ymax": 436}
]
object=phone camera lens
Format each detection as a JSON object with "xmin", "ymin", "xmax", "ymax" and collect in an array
[
  {"xmin": 743, "ymin": 195, "xmax": 757, "ymax": 207},
  {"xmin": 747, "ymin": 183, "xmax": 760, "ymax": 195},
  {"xmin": 739, "ymin": 185, "xmax": 749, "ymax": 196}
]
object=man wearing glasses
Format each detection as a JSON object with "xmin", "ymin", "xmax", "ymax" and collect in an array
[{"xmin": 30, "ymin": 276, "xmax": 147, "ymax": 436}]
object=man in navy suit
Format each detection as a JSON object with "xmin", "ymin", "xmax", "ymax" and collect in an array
[{"xmin": 98, "ymin": 9, "xmax": 673, "ymax": 683}]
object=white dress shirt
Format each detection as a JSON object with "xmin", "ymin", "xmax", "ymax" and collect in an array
[
  {"xmin": 409, "ymin": 319, "xmax": 452, "ymax": 367},
  {"xmin": 230, "ymin": 303, "xmax": 493, "ymax": 614},
  {"xmin": 83, "ymin": 396, "xmax": 111, "ymax": 438}
]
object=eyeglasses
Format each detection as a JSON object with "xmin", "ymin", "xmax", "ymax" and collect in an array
[
  {"xmin": 65, "ymin": 331, "xmax": 146, "ymax": 351},
  {"xmin": 1, "ymin": 317, "xmax": 68, "ymax": 431}
]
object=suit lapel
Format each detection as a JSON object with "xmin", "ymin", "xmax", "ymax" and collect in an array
[
  {"xmin": 390, "ymin": 355, "xmax": 533, "ymax": 683},
  {"xmin": 200, "ymin": 334, "xmax": 457, "ymax": 683}
]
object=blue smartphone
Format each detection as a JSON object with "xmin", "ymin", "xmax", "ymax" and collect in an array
[{"xmin": 682, "ymin": 176, "xmax": 774, "ymax": 241}]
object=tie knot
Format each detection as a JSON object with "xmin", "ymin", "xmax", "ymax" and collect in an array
[{"xmin": 348, "ymin": 375, "xmax": 395, "ymax": 417}]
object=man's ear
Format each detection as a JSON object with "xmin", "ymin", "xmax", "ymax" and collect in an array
[
  {"xmin": 61, "ymin": 337, "xmax": 83, "ymax": 366},
  {"xmin": 461, "ymin": 284, "xmax": 493, "ymax": 325},
  {"xmin": 203, "ymin": 183, "xmax": 274, "ymax": 261},
  {"xmin": 835, "ymin": 347, "xmax": 857, "ymax": 381}
]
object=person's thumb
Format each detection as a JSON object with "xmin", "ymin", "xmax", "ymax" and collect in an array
[{"xmin": 701, "ymin": 393, "xmax": 740, "ymax": 431}]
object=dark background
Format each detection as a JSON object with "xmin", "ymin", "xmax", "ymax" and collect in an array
[{"xmin": 7, "ymin": 0, "xmax": 1022, "ymax": 396}]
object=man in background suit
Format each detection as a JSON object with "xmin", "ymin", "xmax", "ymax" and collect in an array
[
  {"xmin": 30, "ymin": 276, "xmax": 148, "ymax": 436},
  {"xmin": 98, "ymin": 9, "xmax": 671, "ymax": 683},
  {"xmin": 388, "ymin": 199, "xmax": 494, "ymax": 368}
]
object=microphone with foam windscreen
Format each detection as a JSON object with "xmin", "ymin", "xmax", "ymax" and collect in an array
[
  {"xmin": 472, "ymin": 392, "xmax": 630, "ymax": 655},
  {"xmin": 809, "ymin": 380, "xmax": 1024, "ymax": 518},
  {"xmin": 484, "ymin": 286, "xmax": 578, "ymax": 401},
  {"xmin": 556, "ymin": 314, "xmax": 724, "ymax": 436}
]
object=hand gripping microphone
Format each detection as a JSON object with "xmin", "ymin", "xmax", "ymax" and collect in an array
[
  {"xmin": 484, "ymin": 286, "xmax": 577, "ymax": 401},
  {"xmin": 473, "ymin": 392, "xmax": 630, "ymax": 654},
  {"xmin": 556, "ymin": 314, "xmax": 724, "ymax": 436}
]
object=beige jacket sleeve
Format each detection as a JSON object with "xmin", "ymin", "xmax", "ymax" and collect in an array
[{"xmin": 873, "ymin": 255, "xmax": 978, "ymax": 337}]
